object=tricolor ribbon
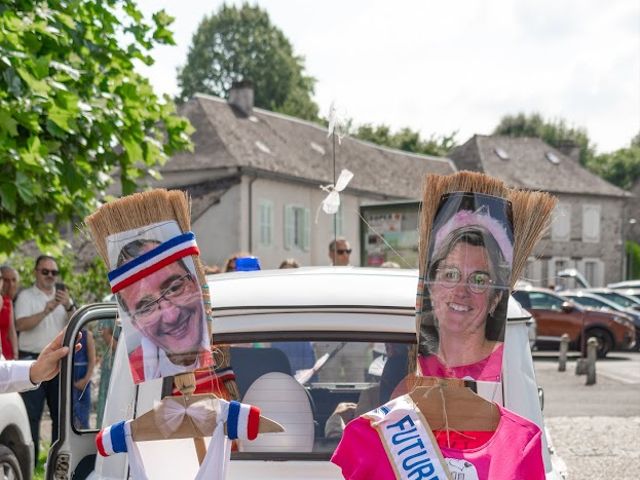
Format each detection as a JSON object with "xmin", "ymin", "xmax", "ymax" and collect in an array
[
  {"xmin": 96, "ymin": 420, "xmax": 128, "ymax": 457},
  {"xmin": 108, "ymin": 232, "xmax": 199, "ymax": 293},
  {"xmin": 227, "ymin": 400, "xmax": 260, "ymax": 441}
]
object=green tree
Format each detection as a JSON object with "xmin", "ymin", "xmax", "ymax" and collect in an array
[
  {"xmin": 0, "ymin": 0, "xmax": 193, "ymax": 255},
  {"xmin": 493, "ymin": 113, "xmax": 596, "ymax": 165},
  {"xmin": 177, "ymin": 3, "xmax": 319, "ymax": 121},
  {"xmin": 354, "ymin": 123, "xmax": 458, "ymax": 157},
  {"xmin": 586, "ymin": 145, "xmax": 640, "ymax": 190}
]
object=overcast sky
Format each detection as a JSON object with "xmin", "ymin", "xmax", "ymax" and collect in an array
[{"xmin": 137, "ymin": 0, "xmax": 639, "ymax": 153}]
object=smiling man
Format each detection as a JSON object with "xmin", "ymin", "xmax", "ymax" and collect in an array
[{"xmin": 115, "ymin": 239, "xmax": 211, "ymax": 383}]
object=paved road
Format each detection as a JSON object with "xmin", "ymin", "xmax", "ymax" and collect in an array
[{"xmin": 534, "ymin": 351, "xmax": 640, "ymax": 479}]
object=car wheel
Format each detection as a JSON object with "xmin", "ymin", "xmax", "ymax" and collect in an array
[
  {"xmin": 585, "ymin": 328, "xmax": 613, "ymax": 358},
  {"xmin": 0, "ymin": 445, "xmax": 23, "ymax": 480}
]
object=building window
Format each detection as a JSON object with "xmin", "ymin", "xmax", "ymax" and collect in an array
[
  {"xmin": 284, "ymin": 205, "xmax": 310, "ymax": 251},
  {"xmin": 580, "ymin": 258, "xmax": 604, "ymax": 287},
  {"xmin": 582, "ymin": 204, "xmax": 601, "ymax": 243},
  {"xmin": 524, "ymin": 257, "xmax": 543, "ymax": 286},
  {"xmin": 258, "ymin": 200, "xmax": 273, "ymax": 247},
  {"xmin": 551, "ymin": 203, "xmax": 571, "ymax": 241}
]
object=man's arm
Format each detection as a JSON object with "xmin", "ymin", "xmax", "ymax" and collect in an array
[{"xmin": 15, "ymin": 299, "xmax": 59, "ymax": 332}]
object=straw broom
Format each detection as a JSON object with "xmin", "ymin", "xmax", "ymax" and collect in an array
[
  {"xmin": 85, "ymin": 188, "xmax": 239, "ymax": 462},
  {"xmin": 411, "ymin": 171, "xmax": 557, "ymax": 373}
]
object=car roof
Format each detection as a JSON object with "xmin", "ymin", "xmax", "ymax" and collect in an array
[{"xmin": 208, "ymin": 267, "xmax": 531, "ymax": 321}]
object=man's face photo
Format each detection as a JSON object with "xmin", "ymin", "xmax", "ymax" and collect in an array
[{"xmin": 118, "ymin": 259, "xmax": 204, "ymax": 357}]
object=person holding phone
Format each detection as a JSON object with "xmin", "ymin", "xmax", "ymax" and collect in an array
[{"xmin": 15, "ymin": 255, "xmax": 76, "ymax": 466}]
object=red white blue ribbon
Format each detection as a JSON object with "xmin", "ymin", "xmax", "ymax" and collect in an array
[
  {"xmin": 226, "ymin": 401, "xmax": 261, "ymax": 441},
  {"xmin": 96, "ymin": 420, "xmax": 128, "ymax": 457},
  {"xmin": 108, "ymin": 232, "xmax": 199, "ymax": 293}
]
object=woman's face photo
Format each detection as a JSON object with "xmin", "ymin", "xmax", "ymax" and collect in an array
[
  {"xmin": 417, "ymin": 193, "xmax": 514, "ymax": 383},
  {"xmin": 430, "ymin": 241, "xmax": 501, "ymax": 339}
]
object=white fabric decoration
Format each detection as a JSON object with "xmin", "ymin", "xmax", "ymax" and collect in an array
[
  {"xmin": 153, "ymin": 397, "xmax": 220, "ymax": 438},
  {"xmin": 320, "ymin": 169, "xmax": 354, "ymax": 215}
]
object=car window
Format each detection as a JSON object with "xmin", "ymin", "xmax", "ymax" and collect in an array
[
  {"xmin": 528, "ymin": 292, "xmax": 564, "ymax": 311},
  {"xmin": 224, "ymin": 339, "xmax": 412, "ymax": 459},
  {"xmin": 567, "ymin": 296, "xmax": 605, "ymax": 309},
  {"xmin": 597, "ymin": 292, "xmax": 638, "ymax": 308},
  {"xmin": 71, "ymin": 318, "xmax": 120, "ymax": 432}
]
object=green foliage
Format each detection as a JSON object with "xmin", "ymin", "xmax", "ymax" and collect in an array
[
  {"xmin": 5, "ymin": 248, "xmax": 110, "ymax": 305},
  {"xmin": 493, "ymin": 112, "xmax": 596, "ymax": 165},
  {"xmin": 586, "ymin": 146, "xmax": 640, "ymax": 190},
  {"xmin": 354, "ymin": 124, "xmax": 458, "ymax": 157},
  {"xmin": 0, "ymin": 0, "xmax": 193, "ymax": 255},
  {"xmin": 177, "ymin": 3, "xmax": 319, "ymax": 121},
  {"xmin": 626, "ymin": 241, "xmax": 640, "ymax": 280}
]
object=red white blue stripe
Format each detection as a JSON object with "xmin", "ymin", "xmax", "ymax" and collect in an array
[
  {"xmin": 108, "ymin": 232, "xmax": 199, "ymax": 293},
  {"xmin": 226, "ymin": 401, "xmax": 260, "ymax": 441},
  {"xmin": 96, "ymin": 420, "xmax": 128, "ymax": 457}
]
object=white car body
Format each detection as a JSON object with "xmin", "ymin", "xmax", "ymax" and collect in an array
[
  {"xmin": 50, "ymin": 267, "xmax": 562, "ymax": 479},
  {"xmin": 0, "ymin": 389, "xmax": 33, "ymax": 480}
]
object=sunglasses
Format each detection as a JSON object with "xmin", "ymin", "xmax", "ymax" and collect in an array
[
  {"xmin": 38, "ymin": 268, "xmax": 59, "ymax": 277},
  {"xmin": 336, "ymin": 249, "xmax": 352, "ymax": 255}
]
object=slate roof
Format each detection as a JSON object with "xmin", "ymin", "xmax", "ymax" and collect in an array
[
  {"xmin": 449, "ymin": 135, "xmax": 628, "ymax": 197},
  {"xmin": 166, "ymin": 94, "xmax": 456, "ymax": 200}
]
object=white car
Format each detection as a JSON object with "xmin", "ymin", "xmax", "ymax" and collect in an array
[
  {"xmin": 0, "ymin": 389, "xmax": 33, "ymax": 480},
  {"xmin": 49, "ymin": 267, "xmax": 562, "ymax": 479}
]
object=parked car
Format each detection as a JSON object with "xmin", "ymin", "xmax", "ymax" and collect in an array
[
  {"xmin": 606, "ymin": 280, "xmax": 640, "ymax": 299},
  {"xmin": 513, "ymin": 286, "xmax": 636, "ymax": 357},
  {"xmin": 561, "ymin": 290, "xmax": 640, "ymax": 350},
  {"xmin": 49, "ymin": 267, "xmax": 563, "ymax": 479},
  {"xmin": 586, "ymin": 287, "xmax": 640, "ymax": 308},
  {"xmin": 0, "ymin": 389, "xmax": 33, "ymax": 480}
]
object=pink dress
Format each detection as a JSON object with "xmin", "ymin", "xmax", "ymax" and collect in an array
[
  {"xmin": 418, "ymin": 344, "xmax": 504, "ymax": 382},
  {"xmin": 331, "ymin": 395, "xmax": 545, "ymax": 480}
]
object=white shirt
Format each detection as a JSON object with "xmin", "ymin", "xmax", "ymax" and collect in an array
[
  {"xmin": 0, "ymin": 361, "xmax": 37, "ymax": 393},
  {"xmin": 15, "ymin": 286, "xmax": 68, "ymax": 353}
]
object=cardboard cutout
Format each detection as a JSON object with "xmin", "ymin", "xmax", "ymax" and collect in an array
[
  {"xmin": 107, "ymin": 221, "xmax": 213, "ymax": 384},
  {"xmin": 416, "ymin": 192, "xmax": 513, "ymax": 383}
]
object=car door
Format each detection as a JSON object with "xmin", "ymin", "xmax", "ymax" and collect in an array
[
  {"xmin": 47, "ymin": 303, "xmax": 119, "ymax": 480},
  {"xmin": 522, "ymin": 291, "xmax": 581, "ymax": 342}
]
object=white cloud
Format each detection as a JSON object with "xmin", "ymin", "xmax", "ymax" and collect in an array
[{"xmin": 137, "ymin": 0, "xmax": 640, "ymax": 152}]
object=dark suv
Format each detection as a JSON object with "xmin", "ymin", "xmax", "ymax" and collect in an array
[{"xmin": 513, "ymin": 287, "xmax": 636, "ymax": 357}]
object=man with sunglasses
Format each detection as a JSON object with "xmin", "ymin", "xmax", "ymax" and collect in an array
[
  {"xmin": 329, "ymin": 237, "xmax": 352, "ymax": 266},
  {"xmin": 14, "ymin": 255, "xmax": 75, "ymax": 466}
]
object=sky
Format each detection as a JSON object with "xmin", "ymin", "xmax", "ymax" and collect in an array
[{"xmin": 136, "ymin": 0, "xmax": 640, "ymax": 153}]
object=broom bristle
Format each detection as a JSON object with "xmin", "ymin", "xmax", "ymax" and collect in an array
[
  {"xmin": 418, "ymin": 171, "xmax": 557, "ymax": 287},
  {"xmin": 508, "ymin": 189, "xmax": 557, "ymax": 286}
]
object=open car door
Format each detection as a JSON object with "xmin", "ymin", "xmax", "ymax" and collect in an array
[{"xmin": 47, "ymin": 303, "xmax": 119, "ymax": 480}]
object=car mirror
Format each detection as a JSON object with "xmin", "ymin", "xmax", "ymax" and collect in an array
[{"xmin": 561, "ymin": 301, "xmax": 574, "ymax": 313}]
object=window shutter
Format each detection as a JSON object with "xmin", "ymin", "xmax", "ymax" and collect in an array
[
  {"xmin": 284, "ymin": 205, "xmax": 294, "ymax": 250},
  {"xmin": 302, "ymin": 208, "xmax": 310, "ymax": 251}
]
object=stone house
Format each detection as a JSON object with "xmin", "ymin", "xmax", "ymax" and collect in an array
[
  {"xmin": 449, "ymin": 135, "xmax": 630, "ymax": 287},
  {"xmin": 153, "ymin": 85, "xmax": 456, "ymax": 269}
]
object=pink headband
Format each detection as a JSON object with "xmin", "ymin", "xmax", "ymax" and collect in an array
[{"xmin": 433, "ymin": 207, "xmax": 513, "ymax": 265}]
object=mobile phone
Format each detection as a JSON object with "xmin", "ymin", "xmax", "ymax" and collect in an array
[{"xmin": 55, "ymin": 282, "xmax": 67, "ymax": 292}]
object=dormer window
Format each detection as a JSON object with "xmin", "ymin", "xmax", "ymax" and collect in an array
[
  {"xmin": 546, "ymin": 152, "xmax": 560, "ymax": 165},
  {"xmin": 494, "ymin": 148, "xmax": 509, "ymax": 160}
]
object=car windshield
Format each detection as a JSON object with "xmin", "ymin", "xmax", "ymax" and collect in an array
[{"xmin": 220, "ymin": 337, "xmax": 413, "ymax": 459}]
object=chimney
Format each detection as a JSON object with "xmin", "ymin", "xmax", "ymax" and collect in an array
[
  {"xmin": 556, "ymin": 140, "xmax": 581, "ymax": 163},
  {"xmin": 228, "ymin": 80, "xmax": 254, "ymax": 117}
]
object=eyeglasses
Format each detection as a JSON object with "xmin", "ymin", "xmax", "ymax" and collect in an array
[
  {"xmin": 336, "ymin": 249, "xmax": 352, "ymax": 255},
  {"xmin": 38, "ymin": 268, "xmax": 59, "ymax": 277},
  {"xmin": 434, "ymin": 266, "xmax": 493, "ymax": 293},
  {"xmin": 131, "ymin": 273, "xmax": 195, "ymax": 324}
]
